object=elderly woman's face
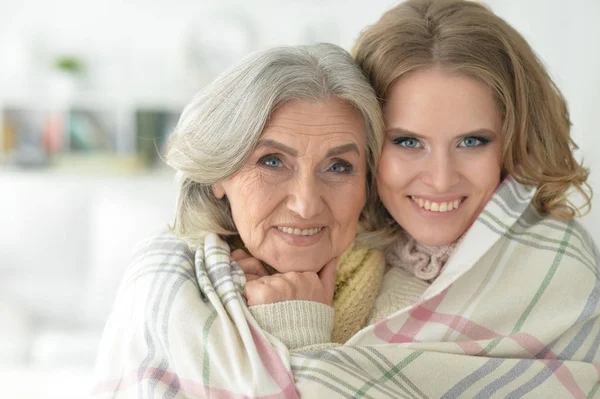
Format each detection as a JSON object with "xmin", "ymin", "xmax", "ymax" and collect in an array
[
  {"xmin": 379, "ymin": 67, "xmax": 502, "ymax": 246},
  {"xmin": 213, "ymin": 99, "xmax": 367, "ymax": 273}
]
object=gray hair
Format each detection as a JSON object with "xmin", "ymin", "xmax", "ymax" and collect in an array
[{"xmin": 166, "ymin": 43, "xmax": 384, "ymax": 247}]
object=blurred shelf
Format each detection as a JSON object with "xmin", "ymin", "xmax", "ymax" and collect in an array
[
  {"xmin": 0, "ymin": 104, "xmax": 180, "ymax": 174},
  {"xmin": 0, "ymin": 93, "xmax": 187, "ymax": 112}
]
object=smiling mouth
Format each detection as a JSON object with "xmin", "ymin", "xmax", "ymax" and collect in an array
[
  {"xmin": 277, "ymin": 226, "xmax": 323, "ymax": 236},
  {"xmin": 409, "ymin": 196, "xmax": 465, "ymax": 212}
]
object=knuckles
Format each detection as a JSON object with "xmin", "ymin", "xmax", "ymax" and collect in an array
[{"xmin": 243, "ymin": 269, "xmax": 325, "ymax": 306}]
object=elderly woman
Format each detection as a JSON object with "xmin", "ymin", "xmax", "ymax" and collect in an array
[
  {"xmin": 90, "ymin": 43, "xmax": 386, "ymax": 398},
  {"xmin": 236, "ymin": 1, "xmax": 600, "ymax": 398}
]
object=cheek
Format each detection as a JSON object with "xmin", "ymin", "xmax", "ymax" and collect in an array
[
  {"xmin": 378, "ymin": 151, "xmax": 410, "ymax": 191},
  {"xmin": 348, "ymin": 186, "xmax": 367, "ymax": 219},
  {"xmin": 330, "ymin": 180, "xmax": 366, "ymax": 227},
  {"xmin": 224, "ymin": 174, "xmax": 275, "ymax": 235},
  {"xmin": 332, "ymin": 201, "xmax": 362, "ymax": 251},
  {"xmin": 467, "ymin": 157, "xmax": 502, "ymax": 197}
]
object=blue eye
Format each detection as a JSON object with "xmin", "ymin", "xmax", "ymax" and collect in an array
[
  {"xmin": 259, "ymin": 155, "xmax": 282, "ymax": 168},
  {"xmin": 393, "ymin": 137, "xmax": 422, "ymax": 148},
  {"xmin": 458, "ymin": 136, "xmax": 489, "ymax": 148},
  {"xmin": 328, "ymin": 161, "xmax": 352, "ymax": 174}
]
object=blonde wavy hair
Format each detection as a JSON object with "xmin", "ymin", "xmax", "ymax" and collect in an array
[
  {"xmin": 166, "ymin": 43, "xmax": 384, "ymax": 248},
  {"xmin": 353, "ymin": 0, "xmax": 591, "ymax": 237}
]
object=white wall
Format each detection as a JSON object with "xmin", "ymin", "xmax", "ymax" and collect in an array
[
  {"xmin": 0, "ymin": 0, "xmax": 598, "ymax": 237},
  {"xmin": 484, "ymin": 0, "xmax": 600, "ymax": 237},
  {"xmin": 0, "ymin": 0, "xmax": 397, "ymax": 105}
]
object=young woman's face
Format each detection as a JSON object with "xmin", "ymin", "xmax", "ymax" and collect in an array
[
  {"xmin": 213, "ymin": 99, "xmax": 367, "ymax": 273},
  {"xmin": 378, "ymin": 67, "xmax": 503, "ymax": 246}
]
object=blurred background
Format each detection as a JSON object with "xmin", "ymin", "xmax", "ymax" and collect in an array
[{"xmin": 0, "ymin": 0, "xmax": 598, "ymax": 397}]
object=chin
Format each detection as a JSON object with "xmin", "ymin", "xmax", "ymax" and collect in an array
[
  {"xmin": 271, "ymin": 256, "xmax": 324, "ymax": 274},
  {"xmin": 413, "ymin": 231, "xmax": 459, "ymax": 247}
]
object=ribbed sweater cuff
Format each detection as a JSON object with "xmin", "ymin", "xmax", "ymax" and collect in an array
[{"xmin": 249, "ymin": 300, "xmax": 334, "ymax": 350}]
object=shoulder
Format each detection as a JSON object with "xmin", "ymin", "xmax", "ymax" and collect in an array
[
  {"xmin": 126, "ymin": 229, "xmax": 195, "ymax": 276},
  {"xmin": 521, "ymin": 207, "xmax": 596, "ymax": 251},
  {"xmin": 510, "ymin": 207, "xmax": 599, "ymax": 274},
  {"xmin": 133, "ymin": 229, "xmax": 193, "ymax": 257}
]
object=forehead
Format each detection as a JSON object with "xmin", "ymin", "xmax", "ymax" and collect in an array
[
  {"xmin": 262, "ymin": 99, "xmax": 366, "ymax": 140},
  {"xmin": 384, "ymin": 67, "xmax": 501, "ymax": 135}
]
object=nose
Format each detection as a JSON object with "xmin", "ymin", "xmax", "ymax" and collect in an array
[
  {"xmin": 422, "ymin": 151, "xmax": 460, "ymax": 192},
  {"xmin": 286, "ymin": 172, "xmax": 325, "ymax": 219}
]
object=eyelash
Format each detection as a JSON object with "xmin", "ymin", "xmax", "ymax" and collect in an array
[
  {"xmin": 392, "ymin": 137, "xmax": 422, "ymax": 148},
  {"xmin": 458, "ymin": 136, "xmax": 490, "ymax": 147},
  {"xmin": 257, "ymin": 154, "xmax": 353, "ymax": 174},
  {"xmin": 392, "ymin": 136, "xmax": 491, "ymax": 148},
  {"xmin": 328, "ymin": 159, "xmax": 353, "ymax": 174},
  {"xmin": 258, "ymin": 154, "xmax": 283, "ymax": 168}
]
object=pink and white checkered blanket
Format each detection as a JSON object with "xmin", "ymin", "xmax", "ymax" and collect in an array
[{"xmin": 90, "ymin": 177, "xmax": 600, "ymax": 398}]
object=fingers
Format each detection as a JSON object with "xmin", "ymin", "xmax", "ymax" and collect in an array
[
  {"xmin": 244, "ymin": 280, "xmax": 262, "ymax": 306},
  {"xmin": 318, "ymin": 258, "xmax": 337, "ymax": 306},
  {"xmin": 244, "ymin": 273, "xmax": 261, "ymax": 282},
  {"xmin": 318, "ymin": 257, "xmax": 337, "ymax": 285},
  {"xmin": 244, "ymin": 269, "xmax": 333, "ymax": 306},
  {"xmin": 244, "ymin": 274, "xmax": 301, "ymax": 306},
  {"xmin": 231, "ymin": 248, "xmax": 251, "ymax": 261},
  {"xmin": 232, "ymin": 250, "xmax": 269, "ymax": 278},
  {"xmin": 239, "ymin": 255, "xmax": 338, "ymax": 307}
]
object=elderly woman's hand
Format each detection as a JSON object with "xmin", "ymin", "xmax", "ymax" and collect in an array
[{"xmin": 232, "ymin": 249, "xmax": 337, "ymax": 307}]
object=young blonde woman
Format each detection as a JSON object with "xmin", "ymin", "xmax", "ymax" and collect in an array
[{"xmin": 236, "ymin": 0, "xmax": 599, "ymax": 397}]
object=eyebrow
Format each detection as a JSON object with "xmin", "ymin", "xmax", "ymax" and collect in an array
[
  {"xmin": 326, "ymin": 143, "xmax": 361, "ymax": 157},
  {"xmin": 256, "ymin": 140, "xmax": 297, "ymax": 156},
  {"xmin": 386, "ymin": 127, "xmax": 497, "ymax": 139},
  {"xmin": 256, "ymin": 140, "xmax": 361, "ymax": 157}
]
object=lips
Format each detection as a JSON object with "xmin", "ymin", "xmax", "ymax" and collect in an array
[
  {"xmin": 409, "ymin": 196, "xmax": 464, "ymax": 212},
  {"xmin": 277, "ymin": 226, "xmax": 323, "ymax": 236}
]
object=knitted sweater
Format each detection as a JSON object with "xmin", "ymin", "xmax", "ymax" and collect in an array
[{"xmin": 250, "ymin": 235, "xmax": 455, "ymax": 351}]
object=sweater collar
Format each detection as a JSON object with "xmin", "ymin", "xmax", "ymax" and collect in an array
[{"xmin": 385, "ymin": 231, "xmax": 459, "ymax": 282}]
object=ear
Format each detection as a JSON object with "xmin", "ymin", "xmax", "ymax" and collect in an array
[{"xmin": 212, "ymin": 182, "xmax": 226, "ymax": 199}]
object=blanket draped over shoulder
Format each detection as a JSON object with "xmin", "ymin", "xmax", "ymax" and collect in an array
[{"xmin": 91, "ymin": 176, "xmax": 600, "ymax": 398}]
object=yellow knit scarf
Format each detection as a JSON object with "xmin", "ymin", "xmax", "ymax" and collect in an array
[{"xmin": 332, "ymin": 240, "xmax": 385, "ymax": 343}]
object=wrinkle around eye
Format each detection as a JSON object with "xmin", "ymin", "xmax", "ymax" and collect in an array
[
  {"xmin": 326, "ymin": 159, "xmax": 353, "ymax": 174},
  {"xmin": 258, "ymin": 154, "xmax": 284, "ymax": 168},
  {"xmin": 249, "ymin": 161, "xmax": 291, "ymax": 185}
]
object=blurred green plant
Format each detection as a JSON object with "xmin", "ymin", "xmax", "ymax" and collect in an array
[{"xmin": 53, "ymin": 55, "xmax": 85, "ymax": 74}]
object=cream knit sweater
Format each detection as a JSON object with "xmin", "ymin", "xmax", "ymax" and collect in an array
[
  {"xmin": 250, "ymin": 235, "xmax": 455, "ymax": 351},
  {"xmin": 250, "ymin": 267, "xmax": 429, "ymax": 351}
]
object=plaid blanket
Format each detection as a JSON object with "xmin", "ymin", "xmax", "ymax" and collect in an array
[{"xmin": 90, "ymin": 177, "xmax": 600, "ymax": 398}]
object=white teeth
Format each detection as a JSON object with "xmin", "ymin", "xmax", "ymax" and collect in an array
[
  {"xmin": 410, "ymin": 196, "xmax": 463, "ymax": 213},
  {"xmin": 277, "ymin": 226, "xmax": 322, "ymax": 236}
]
